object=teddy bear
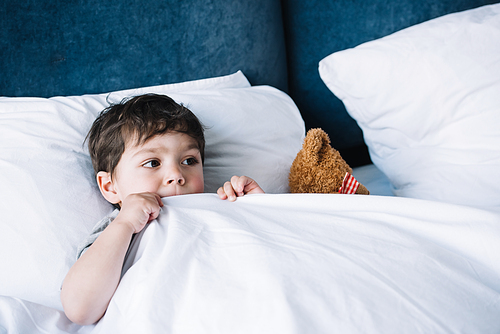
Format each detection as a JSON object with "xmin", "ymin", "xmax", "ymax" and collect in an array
[{"xmin": 289, "ymin": 128, "xmax": 369, "ymax": 195}]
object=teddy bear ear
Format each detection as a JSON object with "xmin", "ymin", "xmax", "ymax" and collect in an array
[{"xmin": 303, "ymin": 128, "xmax": 331, "ymax": 160}]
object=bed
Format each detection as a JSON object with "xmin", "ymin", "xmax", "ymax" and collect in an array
[{"xmin": 1, "ymin": 0, "xmax": 500, "ymax": 333}]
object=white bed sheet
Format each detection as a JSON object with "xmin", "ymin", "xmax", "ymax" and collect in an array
[
  {"xmin": 98, "ymin": 194, "xmax": 499, "ymax": 333},
  {"xmin": 0, "ymin": 296, "xmax": 91, "ymax": 334},
  {"xmin": 2, "ymin": 193, "xmax": 499, "ymax": 334}
]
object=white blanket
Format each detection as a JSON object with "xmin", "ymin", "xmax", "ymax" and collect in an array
[
  {"xmin": 93, "ymin": 194, "xmax": 500, "ymax": 333},
  {"xmin": 2, "ymin": 194, "xmax": 499, "ymax": 333}
]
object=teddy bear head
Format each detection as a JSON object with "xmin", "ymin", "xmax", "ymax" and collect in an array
[{"xmin": 288, "ymin": 128, "xmax": 369, "ymax": 195}]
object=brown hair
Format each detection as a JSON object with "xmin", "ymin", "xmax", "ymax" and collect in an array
[{"xmin": 86, "ymin": 93, "xmax": 205, "ymax": 177}]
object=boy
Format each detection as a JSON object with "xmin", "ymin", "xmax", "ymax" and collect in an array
[{"xmin": 61, "ymin": 94, "xmax": 264, "ymax": 325}]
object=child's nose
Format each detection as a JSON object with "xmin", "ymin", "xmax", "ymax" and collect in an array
[
  {"xmin": 167, "ymin": 177, "xmax": 185, "ymax": 185},
  {"xmin": 165, "ymin": 168, "xmax": 185, "ymax": 186}
]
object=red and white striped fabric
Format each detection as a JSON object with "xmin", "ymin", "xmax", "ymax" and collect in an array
[{"xmin": 339, "ymin": 172, "xmax": 360, "ymax": 194}]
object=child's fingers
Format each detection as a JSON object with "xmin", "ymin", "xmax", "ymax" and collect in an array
[
  {"xmin": 143, "ymin": 193, "xmax": 163, "ymax": 222},
  {"xmin": 139, "ymin": 193, "xmax": 163, "ymax": 219},
  {"xmin": 230, "ymin": 175, "xmax": 248, "ymax": 196},
  {"xmin": 217, "ymin": 186, "xmax": 228, "ymax": 200},
  {"xmin": 223, "ymin": 181, "xmax": 238, "ymax": 201},
  {"xmin": 218, "ymin": 176, "xmax": 263, "ymax": 201},
  {"xmin": 154, "ymin": 193, "xmax": 164, "ymax": 207}
]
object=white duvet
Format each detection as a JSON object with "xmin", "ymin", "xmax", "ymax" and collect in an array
[{"xmin": 2, "ymin": 194, "xmax": 500, "ymax": 333}]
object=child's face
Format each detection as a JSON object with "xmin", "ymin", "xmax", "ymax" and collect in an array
[{"xmin": 100, "ymin": 131, "xmax": 204, "ymax": 206}]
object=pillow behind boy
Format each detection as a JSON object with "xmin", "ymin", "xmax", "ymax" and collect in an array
[{"xmin": 0, "ymin": 71, "xmax": 304, "ymax": 309}]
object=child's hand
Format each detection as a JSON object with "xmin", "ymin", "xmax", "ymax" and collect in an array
[
  {"xmin": 114, "ymin": 192, "xmax": 163, "ymax": 233},
  {"xmin": 217, "ymin": 175, "xmax": 265, "ymax": 201}
]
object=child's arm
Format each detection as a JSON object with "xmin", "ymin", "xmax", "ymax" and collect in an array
[
  {"xmin": 61, "ymin": 192, "xmax": 162, "ymax": 325},
  {"xmin": 217, "ymin": 175, "xmax": 265, "ymax": 201}
]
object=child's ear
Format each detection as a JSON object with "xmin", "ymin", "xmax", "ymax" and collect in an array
[{"xmin": 96, "ymin": 171, "xmax": 120, "ymax": 204}]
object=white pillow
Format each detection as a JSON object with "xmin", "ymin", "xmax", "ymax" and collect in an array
[
  {"xmin": 0, "ymin": 71, "xmax": 305, "ymax": 309},
  {"xmin": 319, "ymin": 4, "xmax": 500, "ymax": 212}
]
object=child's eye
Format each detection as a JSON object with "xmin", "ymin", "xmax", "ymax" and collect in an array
[
  {"xmin": 143, "ymin": 160, "xmax": 161, "ymax": 168},
  {"xmin": 182, "ymin": 157, "xmax": 198, "ymax": 166}
]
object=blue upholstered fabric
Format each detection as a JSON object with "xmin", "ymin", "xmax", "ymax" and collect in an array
[
  {"xmin": 0, "ymin": 0, "xmax": 286, "ymax": 97},
  {"xmin": 281, "ymin": 0, "xmax": 500, "ymax": 166}
]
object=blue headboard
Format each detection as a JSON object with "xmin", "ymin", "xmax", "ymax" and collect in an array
[
  {"xmin": 2, "ymin": 0, "xmax": 498, "ymax": 167},
  {"xmin": 0, "ymin": 0, "xmax": 286, "ymax": 97}
]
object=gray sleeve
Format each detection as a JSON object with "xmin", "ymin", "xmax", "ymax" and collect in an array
[{"xmin": 76, "ymin": 209, "xmax": 120, "ymax": 260}]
